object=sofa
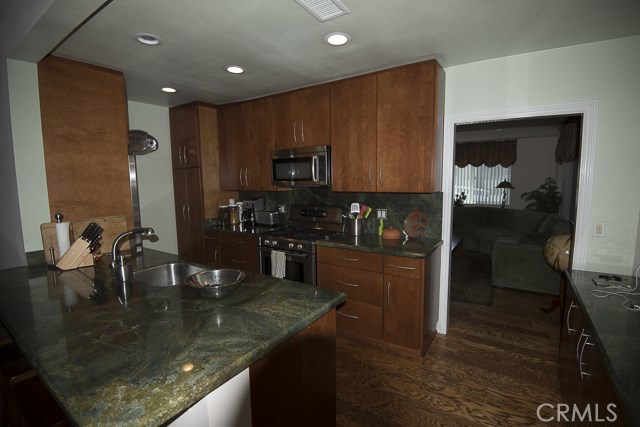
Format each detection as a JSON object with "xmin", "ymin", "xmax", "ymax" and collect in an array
[{"xmin": 453, "ymin": 206, "xmax": 570, "ymax": 295}]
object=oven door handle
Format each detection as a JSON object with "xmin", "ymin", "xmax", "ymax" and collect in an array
[{"xmin": 260, "ymin": 248, "xmax": 309, "ymax": 260}]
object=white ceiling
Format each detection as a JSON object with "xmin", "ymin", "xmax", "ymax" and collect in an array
[{"xmin": 8, "ymin": 0, "xmax": 640, "ymax": 107}]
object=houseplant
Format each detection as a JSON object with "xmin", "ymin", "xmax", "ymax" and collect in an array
[{"xmin": 520, "ymin": 177, "xmax": 562, "ymax": 214}]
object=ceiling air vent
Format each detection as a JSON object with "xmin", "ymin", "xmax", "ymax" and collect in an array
[{"xmin": 293, "ymin": 0, "xmax": 350, "ymax": 22}]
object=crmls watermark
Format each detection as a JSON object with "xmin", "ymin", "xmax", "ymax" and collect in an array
[{"xmin": 537, "ymin": 403, "xmax": 618, "ymax": 423}]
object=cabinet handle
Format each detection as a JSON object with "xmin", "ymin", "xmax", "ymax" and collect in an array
[
  {"xmin": 379, "ymin": 163, "xmax": 383, "ymax": 187},
  {"xmin": 214, "ymin": 248, "xmax": 219, "ymax": 264},
  {"xmin": 231, "ymin": 240, "xmax": 246, "ymax": 245},
  {"xmin": 337, "ymin": 256, "xmax": 359, "ymax": 262},
  {"xmin": 182, "ymin": 204, "xmax": 187, "ymax": 221},
  {"xmin": 368, "ymin": 161, "xmax": 372, "ymax": 188},
  {"xmin": 578, "ymin": 329, "xmax": 595, "ymax": 379},
  {"xmin": 183, "ymin": 145, "xmax": 189, "ymax": 164},
  {"xmin": 388, "ymin": 264, "xmax": 416, "ymax": 270},
  {"xmin": 239, "ymin": 168, "xmax": 243, "ymax": 186},
  {"xmin": 293, "ymin": 121, "xmax": 297, "ymax": 144},
  {"xmin": 301, "ymin": 120, "xmax": 305, "ymax": 143},
  {"xmin": 231, "ymin": 258, "xmax": 247, "ymax": 264},
  {"xmin": 178, "ymin": 146, "xmax": 184, "ymax": 165},
  {"xmin": 186, "ymin": 204, "xmax": 191, "ymax": 222},
  {"xmin": 337, "ymin": 311, "xmax": 359, "ymax": 320},
  {"xmin": 337, "ymin": 280, "xmax": 359, "ymax": 287},
  {"xmin": 244, "ymin": 168, "xmax": 248, "ymax": 187},
  {"xmin": 387, "ymin": 282, "xmax": 391, "ymax": 307},
  {"xmin": 566, "ymin": 301, "xmax": 578, "ymax": 334}
]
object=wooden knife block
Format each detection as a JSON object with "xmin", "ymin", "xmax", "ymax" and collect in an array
[{"xmin": 55, "ymin": 238, "xmax": 94, "ymax": 270}]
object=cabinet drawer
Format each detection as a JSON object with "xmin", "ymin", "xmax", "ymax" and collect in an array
[
  {"xmin": 221, "ymin": 233, "xmax": 258, "ymax": 248},
  {"xmin": 317, "ymin": 246, "xmax": 383, "ymax": 272},
  {"xmin": 336, "ymin": 300, "xmax": 382, "ymax": 339},
  {"xmin": 220, "ymin": 246, "xmax": 259, "ymax": 273},
  {"xmin": 317, "ymin": 263, "xmax": 383, "ymax": 306},
  {"xmin": 384, "ymin": 255, "xmax": 423, "ymax": 280}
]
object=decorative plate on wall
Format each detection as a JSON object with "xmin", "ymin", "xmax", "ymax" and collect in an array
[{"xmin": 403, "ymin": 210, "xmax": 429, "ymax": 238}]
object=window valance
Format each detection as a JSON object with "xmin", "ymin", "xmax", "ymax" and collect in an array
[{"xmin": 455, "ymin": 139, "xmax": 517, "ymax": 168}]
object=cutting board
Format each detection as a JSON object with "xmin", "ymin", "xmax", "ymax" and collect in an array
[{"xmin": 41, "ymin": 215, "xmax": 129, "ymax": 264}]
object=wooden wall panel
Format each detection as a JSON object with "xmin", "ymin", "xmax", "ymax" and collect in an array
[{"xmin": 38, "ymin": 56, "xmax": 133, "ymax": 228}]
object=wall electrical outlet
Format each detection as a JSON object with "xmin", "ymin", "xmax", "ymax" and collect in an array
[
  {"xmin": 593, "ymin": 222, "xmax": 605, "ymax": 236},
  {"xmin": 376, "ymin": 209, "xmax": 387, "ymax": 220}
]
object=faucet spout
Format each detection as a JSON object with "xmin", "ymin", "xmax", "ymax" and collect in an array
[{"xmin": 111, "ymin": 227, "xmax": 156, "ymax": 282}]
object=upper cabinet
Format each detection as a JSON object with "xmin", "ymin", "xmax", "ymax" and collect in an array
[
  {"xmin": 331, "ymin": 60, "xmax": 444, "ymax": 193},
  {"xmin": 330, "ymin": 74, "xmax": 377, "ymax": 192},
  {"xmin": 376, "ymin": 60, "xmax": 444, "ymax": 193},
  {"xmin": 170, "ymin": 104, "xmax": 201, "ymax": 168},
  {"xmin": 272, "ymin": 85, "xmax": 330, "ymax": 149},
  {"xmin": 218, "ymin": 98, "xmax": 276, "ymax": 191}
]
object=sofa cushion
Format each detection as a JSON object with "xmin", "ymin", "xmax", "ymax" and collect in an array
[
  {"xmin": 510, "ymin": 210, "xmax": 549, "ymax": 233},
  {"xmin": 453, "ymin": 206, "xmax": 486, "ymax": 228},
  {"xmin": 484, "ymin": 208, "xmax": 512, "ymax": 229},
  {"xmin": 537, "ymin": 214, "xmax": 560, "ymax": 234}
]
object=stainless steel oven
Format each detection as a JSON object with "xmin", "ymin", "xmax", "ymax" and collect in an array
[
  {"xmin": 258, "ymin": 205, "xmax": 346, "ymax": 286},
  {"xmin": 259, "ymin": 247, "xmax": 316, "ymax": 286}
]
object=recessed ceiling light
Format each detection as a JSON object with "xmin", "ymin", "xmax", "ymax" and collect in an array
[
  {"xmin": 133, "ymin": 32, "xmax": 163, "ymax": 46},
  {"xmin": 324, "ymin": 32, "xmax": 351, "ymax": 46},
  {"xmin": 162, "ymin": 87, "xmax": 176, "ymax": 93},
  {"xmin": 225, "ymin": 65, "xmax": 245, "ymax": 74}
]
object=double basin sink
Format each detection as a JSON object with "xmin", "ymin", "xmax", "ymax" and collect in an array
[{"xmin": 133, "ymin": 262, "xmax": 246, "ymax": 298}]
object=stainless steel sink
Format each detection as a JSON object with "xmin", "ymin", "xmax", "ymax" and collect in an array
[{"xmin": 133, "ymin": 262, "xmax": 207, "ymax": 287}]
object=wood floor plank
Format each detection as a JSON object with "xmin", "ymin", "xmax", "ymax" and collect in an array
[{"xmin": 336, "ymin": 289, "xmax": 563, "ymax": 426}]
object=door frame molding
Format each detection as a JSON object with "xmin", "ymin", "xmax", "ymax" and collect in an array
[{"xmin": 438, "ymin": 100, "xmax": 598, "ymax": 334}]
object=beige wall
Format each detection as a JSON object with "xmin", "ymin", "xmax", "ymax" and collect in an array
[
  {"xmin": 445, "ymin": 35, "xmax": 640, "ymax": 274},
  {"xmin": 127, "ymin": 101, "xmax": 178, "ymax": 254}
]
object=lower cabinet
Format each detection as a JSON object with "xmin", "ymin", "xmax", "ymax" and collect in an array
[
  {"xmin": 250, "ymin": 310, "xmax": 336, "ymax": 427},
  {"xmin": 559, "ymin": 285, "xmax": 626, "ymax": 425},
  {"xmin": 203, "ymin": 231, "xmax": 220, "ymax": 266},
  {"xmin": 173, "ymin": 168, "xmax": 205, "ymax": 264},
  {"xmin": 317, "ymin": 246, "xmax": 433, "ymax": 356},
  {"xmin": 219, "ymin": 233, "xmax": 259, "ymax": 273}
]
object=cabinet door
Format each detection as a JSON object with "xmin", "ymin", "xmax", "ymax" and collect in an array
[
  {"xmin": 377, "ymin": 61, "xmax": 439, "ymax": 192},
  {"xmin": 173, "ymin": 168, "xmax": 205, "ymax": 263},
  {"xmin": 218, "ymin": 103, "xmax": 244, "ymax": 190},
  {"xmin": 330, "ymin": 75, "xmax": 377, "ymax": 192},
  {"xmin": 204, "ymin": 232, "xmax": 220, "ymax": 266},
  {"xmin": 170, "ymin": 104, "xmax": 201, "ymax": 168},
  {"xmin": 383, "ymin": 256, "xmax": 424, "ymax": 350},
  {"xmin": 273, "ymin": 86, "xmax": 330, "ymax": 148},
  {"xmin": 243, "ymin": 98, "xmax": 276, "ymax": 190}
]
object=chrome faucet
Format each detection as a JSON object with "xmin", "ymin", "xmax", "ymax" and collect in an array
[{"xmin": 111, "ymin": 227, "xmax": 155, "ymax": 282}]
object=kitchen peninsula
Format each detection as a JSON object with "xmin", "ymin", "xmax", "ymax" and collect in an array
[{"xmin": 0, "ymin": 249, "xmax": 345, "ymax": 426}]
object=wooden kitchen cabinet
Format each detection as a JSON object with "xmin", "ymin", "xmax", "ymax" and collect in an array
[
  {"xmin": 317, "ymin": 246, "xmax": 434, "ymax": 356},
  {"xmin": 204, "ymin": 230, "xmax": 220, "ymax": 266},
  {"xmin": 559, "ymin": 285, "xmax": 626, "ymax": 425},
  {"xmin": 317, "ymin": 247, "xmax": 384, "ymax": 339},
  {"xmin": 383, "ymin": 255, "xmax": 425, "ymax": 351},
  {"xmin": 272, "ymin": 85, "xmax": 330, "ymax": 149},
  {"xmin": 218, "ymin": 98, "xmax": 275, "ymax": 191},
  {"xmin": 173, "ymin": 168, "xmax": 205, "ymax": 264},
  {"xmin": 219, "ymin": 233, "xmax": 259, "ymax": 273},
  {"xmin": 376, "ymin": 60, "xmax": 444, "ymax": 193},
  {"xmin": 170, "ymin": 102, "xmax": 235, "ymax": 263},
  {"xmin": 330, "ymin": 74, "xmax": 377, "ymax": 192}
]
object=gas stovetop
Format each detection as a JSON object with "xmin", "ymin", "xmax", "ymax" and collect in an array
[{"xmin": 259, "ymin": 205, "xmax": 346, "ymax": 254}]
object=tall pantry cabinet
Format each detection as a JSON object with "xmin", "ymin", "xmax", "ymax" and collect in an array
[{"xmin": 169, "ymin": 102, "xmax": 236, "ymax": 263}]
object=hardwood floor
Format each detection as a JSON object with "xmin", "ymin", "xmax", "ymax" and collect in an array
[{"xmin": 336, "ymin": 288, "xmax": 563, "ymax": 426}]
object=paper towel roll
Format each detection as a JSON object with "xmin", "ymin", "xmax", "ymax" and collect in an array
[{"xmin": 56, "ymin": 222, "xmax": 71, "ymax": 257}]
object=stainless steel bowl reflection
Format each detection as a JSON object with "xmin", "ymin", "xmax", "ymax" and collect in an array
[{"xmin": 184, "ymin": 269, "xmax": 246, "ymax": 298}]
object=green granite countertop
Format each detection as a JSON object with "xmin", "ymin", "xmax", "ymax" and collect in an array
[
  {"xmin": 0, "ymin": 249, "xmax": 345, "ymax": 426},
  {"xmin": 316, "ymin": 234, "xmax": 442, "ymax": 258}
]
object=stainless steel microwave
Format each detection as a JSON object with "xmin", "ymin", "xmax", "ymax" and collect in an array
[{"xmin": 271, "ymin": 145, "xmax": 331, "ymax": 188}]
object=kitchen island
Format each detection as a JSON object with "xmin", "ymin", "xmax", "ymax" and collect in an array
[{"xmin": 0, "ymin": 249, "xmax": 345, "ymax": 426}]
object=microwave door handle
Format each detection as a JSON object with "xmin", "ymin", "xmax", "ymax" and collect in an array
[{"xmin": 311, "ymin": 155, "xmax": 318, "ymax": 182}]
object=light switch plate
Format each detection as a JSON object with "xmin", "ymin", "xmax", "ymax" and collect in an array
[{"xmin": 376, "ymin": 209, "xmax": 387, "ymax": 220}]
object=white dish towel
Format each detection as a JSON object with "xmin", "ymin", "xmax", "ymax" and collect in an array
[{"xmin": 271, "ymin": 250, "xmax": 286, "ymax": 279}]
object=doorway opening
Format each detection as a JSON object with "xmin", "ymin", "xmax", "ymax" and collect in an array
[{"xmin": 438, "ymin": 101, "xmax": 598, "ymax": 334}]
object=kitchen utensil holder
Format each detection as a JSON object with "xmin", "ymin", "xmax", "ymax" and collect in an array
[{"xmin": 349, "ymin": 218, "xmax": 363, "ymax": 236}]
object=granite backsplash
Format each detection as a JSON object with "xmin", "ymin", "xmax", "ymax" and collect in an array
[{"xmin": 237, "ymin": 189, "xmax": 442, "ymax": 240}]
